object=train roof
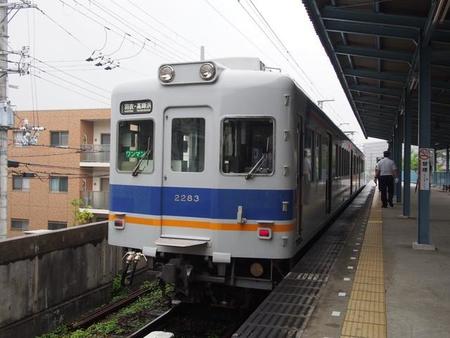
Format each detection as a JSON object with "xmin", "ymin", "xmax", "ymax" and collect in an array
[{"xmin": 112, "ymin": 57, "xmax": 363, "ymax": 156}]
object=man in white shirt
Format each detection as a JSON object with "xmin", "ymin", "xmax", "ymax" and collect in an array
[{"xmin": 375, "ymin": 151, "xmax": 398, "ymax": 208}]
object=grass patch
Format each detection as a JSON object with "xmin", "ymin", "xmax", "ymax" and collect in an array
[{"xmin": 37, "ymin": 281, "xmax": 173, "ymax": 338}]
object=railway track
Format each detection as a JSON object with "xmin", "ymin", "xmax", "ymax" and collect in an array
[
  {"xmin": 70, "ymin": 287, "xmax": 154, "ymax": 330},
  {"xmin": 126, "ymin": 302, "xmax": 248, "ymax": 338}
]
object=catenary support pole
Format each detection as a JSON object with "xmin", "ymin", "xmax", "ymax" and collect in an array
[
  {"xmin": 0, "ymin": 0, "xmax": 8, "ymax": 240},
  {"xmin": 417, "ymin": 43, "xmax": 432, "ymax": 246},
  {"xmin": 403, "ymin": 106, "xmax": 411, "ymax": 217},
  {"xmin": 396, "ymin": 115, "xmax": 402, "ymax": 203}
]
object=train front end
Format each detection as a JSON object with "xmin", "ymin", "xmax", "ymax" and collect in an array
[{"xmin": 109, "ymin": 58, "xmax": 298, "ymax": 291}]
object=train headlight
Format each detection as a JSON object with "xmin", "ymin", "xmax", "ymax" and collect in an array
[
  {"xmin": 159, "ymin": 65, "xmax": 175, "ymax": 83},
  {"xmin": 250, "ymin": 262, "xmax": 264, "ymax": 278},
  {"xmin": 199, "ymin": 62, "xmax": 216, "ymax": 80}
]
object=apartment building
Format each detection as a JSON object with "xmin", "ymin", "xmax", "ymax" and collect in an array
[{"xmin": 7, "ymin": 108, "xmax": 111, "ymax": 237}]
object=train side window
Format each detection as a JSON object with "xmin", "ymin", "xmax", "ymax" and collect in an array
[
  {"xmin": 222, "ymin": 118, "xmax": 273, "ymax": 175},
  {"xmin": 304, "ymin": 128, "xmax": 313, "ymax": 181},
  {"xmin": 335, "ymin": 144, "xmax": 339, "ymax": 177},
  {"xmin": 117, "ymin": 120, "xmax": 154, "ymax": 173},
  {"xmin": 171, "ymin": 118, "xmax": 205, "ymax": 172},
  {"xmin": 317, "ymin": 134, "xmax": 322, "ymax": 180}
]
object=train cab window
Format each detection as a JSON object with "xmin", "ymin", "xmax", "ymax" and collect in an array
[
  {"xmin": 221, "ymin": 118, "xmax": 273, "ymax": 175},
  {"xmin": 117, "ymin": 120, "xmax": 154, "ymax": 174},
  {"xmin": 171, "ymin": 118, "xmax": 205, "ymax": 172}
]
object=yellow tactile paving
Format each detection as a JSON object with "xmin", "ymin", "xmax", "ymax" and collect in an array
[
  {"xmin": 347, "ymin": 299, "xmax": 385, "ymax": 313},
  {"xmin": 345, "ymin": 310, "xmax": 386, "ymax": 325},
  {"xmin": 341, "ymin": 189, "xmax": 387, "ymax": 338},
  {"xmin": 341, "ymin": 321, "xmax": 386, "ymax": 337}
]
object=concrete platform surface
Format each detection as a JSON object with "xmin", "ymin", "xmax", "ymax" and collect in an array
[
  {"xmin": 300, "ymin": 184, "xmax": 450, "ymax": 338},
  {"xmin": 383, "ymin": 187, "xmax": 450, "ymax": 338}
]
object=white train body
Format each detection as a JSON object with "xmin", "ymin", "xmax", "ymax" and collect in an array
[{"xmin": 109, "ymin": 58, "xmax": 364, "ymax": 290}]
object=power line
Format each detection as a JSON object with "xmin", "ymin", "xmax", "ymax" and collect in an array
[
  {"xmin": 31, "ymin": 73, "xmax": 109, "ymax": 105},
  {"xmin": 237, "ymin": 0, "xmax": 313, "ymax": 96},
  {"xmin": 32, "ymin": 56, "xmax": 110, "ymax": 94},
  {"xmin": 34, "ymin": 6, "xmax": 91, "ymax": 50},
  {"xmin": 202, "ymin": 0, "xmax": 278, "ymax": 65},
  {"xmin": 58, "ymin": 0, "xmax": 170, "ymax": 61},
  {"xmin": 29, "ymin": 63, "xmax": 109, "ymax": 100},
  {"xmin": 88, "ymin": 0, "xmax": 189, "ymax": 61},
  {"xmin": 127, "ymin": 0, "xmax": 201, "ymax": 55},
  {"xmin": 237, "ymin": 0, "xmax": 345, "ymax": 124},
  {"xmin": 111, "ymin": 0, "xmax": 199, "ymax": 59}
]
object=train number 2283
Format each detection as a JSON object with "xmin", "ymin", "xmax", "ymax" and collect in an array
[{"xmin": 174, "ymin": 194, "xmax": 200, "ymax": 202}]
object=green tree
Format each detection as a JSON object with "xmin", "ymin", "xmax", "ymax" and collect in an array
[{"xmin": 71, "ymin": 198, "xmax": 94, "ymax": 225}]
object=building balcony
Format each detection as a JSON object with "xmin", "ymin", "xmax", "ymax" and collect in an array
[
  {"xmin": 80, "ymin": 190, "xmax": 109, "ymax": 213},
  {"xmin": 80, "ymin": 144, "xmax": 110, "ymax": 167}
]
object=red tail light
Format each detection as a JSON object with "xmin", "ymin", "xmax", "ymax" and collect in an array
[{"xmin": 258, "ymin": 228, "xmax": 272, "ymax": 240}]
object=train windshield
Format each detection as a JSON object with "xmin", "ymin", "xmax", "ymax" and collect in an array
[
  {"xmin": 117, "ymin": 120, "xmax": 154, "ymax": 174},
  {"xmin": 222, "ymin": 118, "xmax": 273, "ymax": 175},
  {"xmin": 171, "ymin": 118, "xmax": 205, "ymax": 172}
]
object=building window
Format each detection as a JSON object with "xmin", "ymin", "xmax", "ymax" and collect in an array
[
  {"xmin": 50, "ymin": 131, "xmax": 69, "ymax": 147},
  {"xmin": 11, "ymin": 218, "xmax": 29, "ymax": 231},
  {"xmin": 48, "ymin": 221, "xmax": 67, "ymax": 230},
  {"xmin": 101, "ymin": 133, "xmax": 110, "ymax": 145},
  {"xmin": 12, "ymin": 175, "xmax": 30, "ymax": 191},
  {"xmin": 49, "ymin": 176, "xmax": 68, "ymax": 192}
]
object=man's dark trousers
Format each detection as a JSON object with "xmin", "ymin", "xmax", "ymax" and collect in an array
[{"xmin": 379, "ymin": 175, "xmax": 394, "ymax": 207}]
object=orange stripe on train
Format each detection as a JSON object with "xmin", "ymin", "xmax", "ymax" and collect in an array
[{"xmin": 109, "ymin": 214, "xmax": 294, "ymax": 232}]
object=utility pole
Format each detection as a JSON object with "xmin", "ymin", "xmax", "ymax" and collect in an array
[
  {"xmin": 0, "ymin": 0, "xmax": 35, "ymax": 239},
  {"xmin": 0, "ymin": 0, "xmax": 10, "ymax": 240}
]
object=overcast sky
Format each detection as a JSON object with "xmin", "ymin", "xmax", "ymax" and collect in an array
[{"xmin": 7, "ymin": 0, "xmax": 383, "ymax": 145}]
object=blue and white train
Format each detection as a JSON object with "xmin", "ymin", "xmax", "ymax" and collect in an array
[{"xmin": 108, "ymin": 57, "xmax": 364, "ymax": 291}]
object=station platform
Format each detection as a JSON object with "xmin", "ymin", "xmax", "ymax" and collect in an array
[
  {"xmin": 303, "ymin": 184, "xmax": 450, "ymax": 338},
  {"xmin": 235, "ymin": 184, "xmax": 450, "ymax": 338}
]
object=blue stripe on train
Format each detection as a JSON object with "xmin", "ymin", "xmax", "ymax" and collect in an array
[{"xmin": 110, "ymin": 184, "xmax": 294, "ymax": 220}]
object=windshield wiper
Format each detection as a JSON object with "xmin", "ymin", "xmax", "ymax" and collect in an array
[
  {"xmin": 245, "ymin": 153, "xmax": 267, "ymax": 180},
  {"xmin": 132, "ymin": 138, "xmax": 152, "ymax": 177}
]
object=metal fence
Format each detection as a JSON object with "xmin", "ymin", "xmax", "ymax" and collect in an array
[
  {"xmin": 80, "ymin": 191, "xmax": 109, "ymax": 210},
  {"xmin": 432, "ymin": 171, "xmax": 450, "ymax": 188},
  {"xmin": 80, "ymin": 144, "xmax": 110, "ymax": 162}
]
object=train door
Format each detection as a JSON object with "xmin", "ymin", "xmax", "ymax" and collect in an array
[
  {"xmin": 325, "ymin": 133, "xmax": 332, "ymax": 213},
  {"xmin": 160, "ymin": 108, "xmax": 209, "ymax": 240}
]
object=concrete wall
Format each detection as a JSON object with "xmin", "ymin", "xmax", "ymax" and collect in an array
[{"xmin": 0, "ymin": 222, "xmax": 122, "ymax": 338}]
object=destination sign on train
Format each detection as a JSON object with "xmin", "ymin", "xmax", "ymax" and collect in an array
[{"xmin": 120, "ymin": 100, "xmax": 152, "ymax": 114}]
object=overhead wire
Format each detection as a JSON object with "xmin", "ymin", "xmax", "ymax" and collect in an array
[
  {"xmin": 87, "ymin": 0, "xmax": 189, "ymax": 61},
  {"xmin": 29, "ymin": 61, "xmax": 110, "ymax": 101},
  {"xmin": 110, "ymin": 0, "xmax": 199, "ymax": 59},
  {"xmin": 32, "ymin": 56, "xmax": 110, "ymax": 94},
  {"xmin": 127, "ymin": 0, "xmax": 201, "ymax": 55},
  {"xmin": 58, "ymin": 0, "xmax": 170, "ymax": 61},
  {"xmin": 202, "ymin": 0, "xmax": 279, "ymax": 66},
  {"xmin": 31, "ymin": 73, "xmax": 109, "ymax": 105},
  {"xmin": 34, "ymin": 6, "xmax": 91, "ymax": 50},
  {"xmin": 237, "ymin": 0, "xmax": 312, "ymax": 96},
  {"xmin": 238, "ymin": 0, "xmax": 346, "ymax": 124},
  {"xmin": 73, "ymin": 0, "xmax": 183, "ymax": 61}
]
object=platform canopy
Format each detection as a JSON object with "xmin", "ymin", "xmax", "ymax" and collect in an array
[{"xmin": 303, "ymin": 0, "xmax": 450, "ymax": 148}]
